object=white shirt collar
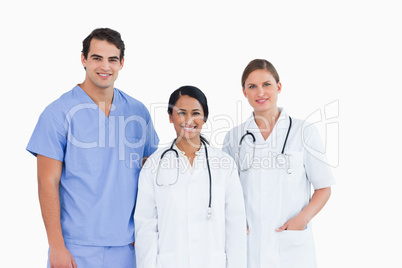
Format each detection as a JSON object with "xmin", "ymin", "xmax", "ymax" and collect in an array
[{"xmin": 172, "ymin": 140, "xmax": 205, "ymax": 157}]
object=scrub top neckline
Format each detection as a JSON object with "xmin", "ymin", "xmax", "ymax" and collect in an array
[{"xmin": 75, "ymin": 85, "xmax": 117, "ymax": 121}]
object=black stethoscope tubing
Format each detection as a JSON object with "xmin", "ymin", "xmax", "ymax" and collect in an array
[
  {"xmin": 160, "ymin": 138, "xmax": 212, "ymax": 219},
  {"xmin": 281, "ymin": 116, "xmax": 292, "ymax": 154},
  {"xmin": 239, "ymin": 116, "xmax": 293, "ymax": 156}
]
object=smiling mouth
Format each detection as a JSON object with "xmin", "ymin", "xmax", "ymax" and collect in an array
[
  {"xmin": 98, "ymin": 73, "xmax": 111, "ymax": 78},
  {"xmin": 182, "ymin": 125, "xmax": 197, "ymax": 132},
  {"xmin": 256, "ymin": 98, "xmax": 268, "ymax": 103}
]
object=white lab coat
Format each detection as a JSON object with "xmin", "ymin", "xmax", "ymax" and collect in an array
[
  {"xmin": 223, "ymin": 108, "xmax": 335, "ymax": 268},
  {"xmin": 134, "ymin": 142, "xmax": 247, "ymax": 268}
]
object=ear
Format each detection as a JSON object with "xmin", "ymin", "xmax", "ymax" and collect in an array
[
  {"xmin": 277, "ymin": 82, "xmax": 282, "ymax": 94},
  {"xmin": 119, "ymin": 57, "xmax": 125, "ymax": 70},
  {"xmin": 81, "ymin": 53, "xmax": 87, "ymax": 69},
  {"xmin": 242, "ymin": 87, "xmax": 247, "ymax": 98},
  {"xmin": 169, "ymin": 113, "xmax": 173, "ymax": 123}
]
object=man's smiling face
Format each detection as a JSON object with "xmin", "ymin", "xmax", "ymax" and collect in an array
[{"xmin": 81, "ymin": 39, "xmax": 124, "ymax": 91}]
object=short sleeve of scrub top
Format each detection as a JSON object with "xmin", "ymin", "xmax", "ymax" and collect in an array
[
  {"xmin": 26, "ymin": 102, "xmax": 66, "ymax": 161},
  {"xmin": 143, "ymin": 114, "xmax": 159, "ymax": 158}
]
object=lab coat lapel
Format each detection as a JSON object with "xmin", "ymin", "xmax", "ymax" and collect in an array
[
  {"xmin": 270, "ymin": 108, "xmax": 290, "ymax": 152},
  {"xmin": 172, "ymin": 143, "xmax": 192, "ymax": 177},
  {"xmin": 191, "ymin": 142, "xmax": 207, "ymax": 180},
  {"xmin": 243, "ymin": 109, "xmax": 290, "ymax": 146},
  {"xmin": 173, "ymin": 142, "xmax": 206, "ymax": 180},
  {"xmin": 243, "ymin": 113, "xmax": 265, "ymax": 144}
]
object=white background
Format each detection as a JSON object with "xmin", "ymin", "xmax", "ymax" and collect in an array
[{"xmin": 1, "ymin": 0, "xmax": 401, "ymax": 267}]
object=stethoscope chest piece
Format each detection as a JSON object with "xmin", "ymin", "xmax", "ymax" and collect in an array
[{"xmin": 275, "ymin": 153, "xmax": 292, "ymax": 174}]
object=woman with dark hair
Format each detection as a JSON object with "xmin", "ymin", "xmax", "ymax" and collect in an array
[
  {"xmin": 134, "ymin": 86, "xmax": 247, "ymax": 268},
  {"xmin": 223, "ymin": 59, "xmax": 335, "ymax": 267}
]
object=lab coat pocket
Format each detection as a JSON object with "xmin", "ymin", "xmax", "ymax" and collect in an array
[
  {"xmin": 124, "ymin": 136, "xmax": 145, "ymax": 169},
  {"xmin": 279, "ymin": 226, "xmax": 316, "ymax": 267}
]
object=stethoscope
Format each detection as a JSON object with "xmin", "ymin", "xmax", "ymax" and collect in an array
[
  {"xmin": 239, "ymin": 116, "xmax": 292, "ymax": 173},
  {"xmin": 156, "ymin": 138, "xmax": 213, "ymax": 219}
]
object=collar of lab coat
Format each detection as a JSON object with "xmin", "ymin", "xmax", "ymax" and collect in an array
[
  {"xmin": 243, "ymin": 108, "xmax": 290, "ymax": 142},
  {"xmin": 276, "ymin": 108, "xmax": 291, "ymax": 131},
  {"xmin": 171, "ymin": 139, "xmax": 208, "ymax": 176},
  {"xmin": 245, "ymin": 107, "xmax": 289, "ymax": 131}
]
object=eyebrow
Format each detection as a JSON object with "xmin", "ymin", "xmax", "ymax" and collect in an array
[
  {"xmin": 246, "ymin": 80, "xmax": 272, "ymax": 86},
  {"xmin": 90, "ymin": 54, "xmax": 120, "ymax": 60},
  {"xmin": 177, "ymin": 108, "xmax": 202, "ymax": 111}
]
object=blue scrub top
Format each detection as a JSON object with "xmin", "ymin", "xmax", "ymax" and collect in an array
[{"xmin": 27, "ymin": 85, "xmax": 159, "ymax": 246}]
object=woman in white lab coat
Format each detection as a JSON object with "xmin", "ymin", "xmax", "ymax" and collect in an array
[
  {"xmin": 223, "ymin": 59, "xmax": 335, "ymax": 268},
  {"xmin": 134, "ymin": 86, "xmax": 247, "ymax": 268}
]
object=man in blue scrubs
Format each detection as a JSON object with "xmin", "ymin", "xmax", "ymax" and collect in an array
[{"xmin": 26, "ymin": 28, "xmax": 159, "ymax": 268}]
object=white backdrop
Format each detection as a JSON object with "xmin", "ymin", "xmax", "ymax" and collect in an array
[{"xmin": 1, "ymin": 0, "xmax": 401, "ymax": 267}]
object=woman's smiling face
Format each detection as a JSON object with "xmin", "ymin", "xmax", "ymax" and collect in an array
[
  {"xmin": 243, "ymin": 69, "xmax": 282, "ymax": 114},
  {"xmin": 169, "ymin": 95, "xmax": 205, "ymax": 142}
]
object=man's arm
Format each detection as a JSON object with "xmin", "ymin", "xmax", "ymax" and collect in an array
[{"xmin": 37, "ymin": 155, "xmax": 76, "ymax": 268}]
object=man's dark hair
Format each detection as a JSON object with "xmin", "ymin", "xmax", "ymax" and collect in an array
[{"xmin": 82, "ymin": 28, "xmax": 125, "ymax": 61}]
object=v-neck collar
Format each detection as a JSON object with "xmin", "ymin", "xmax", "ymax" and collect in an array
[
  {"xmin": 244, "ymin": 108, "xmax": 290, "ymax": 144},
  {"xmin": 74, "ymin": 85, "xmax": 117, "ymax": 121}
]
